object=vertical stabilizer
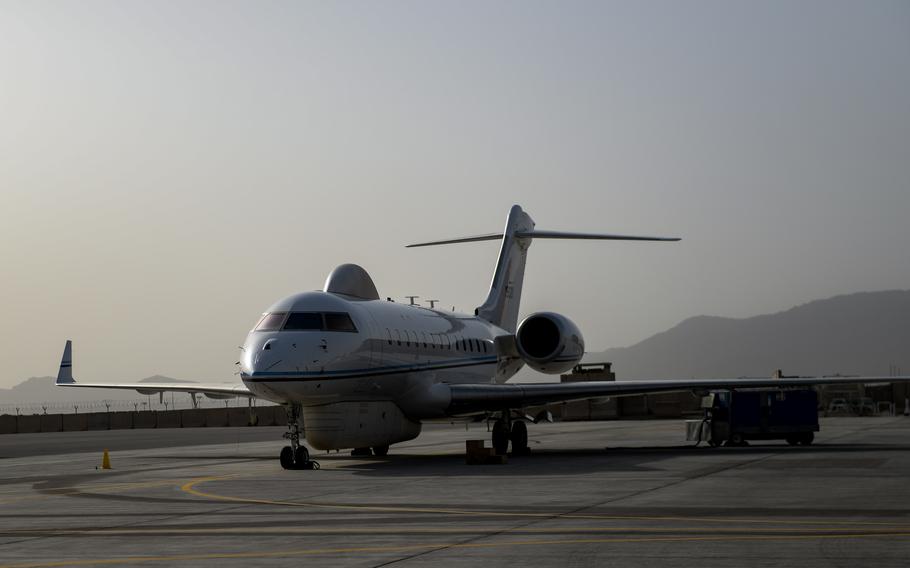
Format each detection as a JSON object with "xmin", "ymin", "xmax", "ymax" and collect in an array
[{"xmin": 475, "ymin": 205, "xmax": 535, "ymax": 332}]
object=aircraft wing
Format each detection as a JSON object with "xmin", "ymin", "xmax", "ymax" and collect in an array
[
  {"xmin": 447, "ymin": 375, "xmax": 910, "ymax": 415},
  {"xmin": 55, "ymin": 340, "xmax": 254, "ymax": 399}
]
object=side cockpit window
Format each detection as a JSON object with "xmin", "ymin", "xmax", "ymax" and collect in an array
[
  {"xmin": 255, "ymin": 312, "xmax": 287, "ymax": 331},
  {"xmin": 325, "ymin": 313, "xmax": 357, "ymax": 332}
]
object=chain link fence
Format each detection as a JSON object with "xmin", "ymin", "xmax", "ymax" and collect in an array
[{"xmin": 0, "ymin": 396, "xmax": 273, "ymax": 416}]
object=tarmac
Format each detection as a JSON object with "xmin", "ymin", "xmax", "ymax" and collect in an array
[{"xmin": 1, "ymin": 417, "xmax": 909, "ymax": 567}]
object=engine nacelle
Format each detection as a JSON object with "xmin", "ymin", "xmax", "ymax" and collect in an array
[{"xmin": 515, "ymin": 311, "xmax": 585, "ymax": 374}]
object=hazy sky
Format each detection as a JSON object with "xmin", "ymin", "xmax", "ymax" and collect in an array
[{"xmin": 1, "ymin": 1, "xmax": 908, "ymax": 388}]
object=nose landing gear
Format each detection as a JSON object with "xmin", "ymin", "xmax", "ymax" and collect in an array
[{"xmin": 280, "ymin": 403, "xmax": 319, "ymax": 470}]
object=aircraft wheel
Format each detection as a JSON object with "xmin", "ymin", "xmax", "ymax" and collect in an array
[
  {"xmin": 800, "ymin": 432, "xmax": 814, "ymax": 446},
  {"xmin": 279, "ymin": 446, "xmax": 294, "ymax": 469},
  {"xmin": 510, "ymin": 421, "xmax": 529, "ymax": 455},
  {"xmin": 729, "ymin": 433, "xmax": 745, "ymax": 446},
  {"xmin": 294, "ymin": 446, "xmax": 310, "ymax": 468},
  {"xmin": 492, "ymin": 420, "xmax": 510, "ymax": 455},
  {"xmin": 372, "ymin": 445, "xmax": 390, "ymax": 457}
]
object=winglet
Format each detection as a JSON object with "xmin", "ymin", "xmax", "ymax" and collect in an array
[{"xmin": 56, "ymin": 340, "xmax": 75, "ymax": 384}]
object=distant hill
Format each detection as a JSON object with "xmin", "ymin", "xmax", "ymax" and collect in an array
[
  {"xmin": 0, "ymin": 375, "xmax": 196, "ymax": 405},
  {"xmin": 600, "ymin": 290, "xmax": 910, "ymax": 379}
]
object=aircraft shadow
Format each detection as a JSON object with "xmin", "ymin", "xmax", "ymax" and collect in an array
[{"xmin": 322, "ymin": 442, "xmax": 910, "ymax": 477}]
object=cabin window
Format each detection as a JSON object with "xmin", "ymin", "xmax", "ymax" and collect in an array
[
  {"xmin": 396, "ymin": 329, "xmax": 402, "ymax": 346},
  {"xmin": 386, "ymin": 329, "xmax": 392, "ymax": 345},
  {"xmin": 421, "ymin": 332, "xmax": 428, "ymax": 349},
  {"xmin": 283, "ymin": 312, "xmax": 322, "ymax": 330},
  {"xmin": 409, "ymin": 330, "xmax": 418, "ymax": 347},
  {"xmin": 324, "ymin": 312, "xmax": 357, "ymax": 332},
  {"xmin": 255, "ymin": 312, "xmax": 287, "ymax": 331}
]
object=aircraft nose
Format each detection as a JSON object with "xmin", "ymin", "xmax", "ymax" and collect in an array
[{"xmin": 241, "ymin": 335, "xmax": 282, "ymax": 376}]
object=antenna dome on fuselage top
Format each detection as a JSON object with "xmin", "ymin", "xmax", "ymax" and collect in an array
[{"xmin": 324, "ymin": 263, "xmax": 379, "ymax": 300}]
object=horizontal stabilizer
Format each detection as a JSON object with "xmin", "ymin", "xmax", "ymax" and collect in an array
[
  {"xmin": 406, "ymin": 233, "xmax": 504, "ymax": 248},
  {"xmin": 407, "ymin": 230, "xmax": 679, "ymax": 248},
  {"xmin": 516, "ymin": 230, "xmax": 679, "ymax": 242}
]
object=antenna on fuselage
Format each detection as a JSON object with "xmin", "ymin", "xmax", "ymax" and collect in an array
[
  {"xmin": 426, "ymin": 299, "xmax": 439, "ymax": 308},
  {"xmin": 405, "ymin": 295, "xmax": 420, "ymax": 306}
]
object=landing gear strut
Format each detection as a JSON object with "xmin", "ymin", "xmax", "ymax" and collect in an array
[{"xmin": 280, "ymin": 403, "xmax": 318, "ymax": 470}]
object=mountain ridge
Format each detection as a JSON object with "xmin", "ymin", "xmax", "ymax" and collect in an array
[
  {"xmin": 0, "ymin": 375, "xmax": 198, "ymax": 405},
  {"xmin": 600, "ymin": 289, "xmax": 910, "ymax": 379}
]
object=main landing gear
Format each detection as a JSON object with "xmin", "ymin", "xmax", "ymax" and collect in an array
[
  {"xmin": 280, "ymin": 403, "xmax": 319, "ymax": 470},
  {"xmin": 491, "ymin": 411, "xmax": 530, "ymax": 456}
]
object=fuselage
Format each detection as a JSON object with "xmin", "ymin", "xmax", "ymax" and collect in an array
[{"xmin": 238, "ymin": 291, "xmax": 515, "ymax": 449}]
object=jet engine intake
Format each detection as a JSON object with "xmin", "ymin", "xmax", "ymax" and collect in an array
[{"xmin": 515, "ymin": 312, "xmax": 585, "ymax": 374}]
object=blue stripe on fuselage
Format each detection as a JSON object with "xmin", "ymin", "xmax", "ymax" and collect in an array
[{"xmin": 244, "ymin": 356, "xmax": 497, "ymax": 382}]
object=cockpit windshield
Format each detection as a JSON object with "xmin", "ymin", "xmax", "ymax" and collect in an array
[
  {"xmin": 255, "ymin": 311, "xmax": 358, "ymax": 333},
  {"xmin": 284, "ymin": 312, "xmax": 322, "ymax": 330}
]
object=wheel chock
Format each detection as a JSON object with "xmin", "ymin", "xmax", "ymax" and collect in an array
[
  {"xmin": 465, "ymin": 440, "xmax": 507, "ymax": 465},
  {"xmin": 101, "ymin": 449, "xmax": 112, "ymax": 470}
]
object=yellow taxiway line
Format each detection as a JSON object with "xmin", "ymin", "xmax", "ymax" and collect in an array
[
  {"xmin": 180, "ymin": 475, "xmax": 910, "ymax": 529},
  {"xmin": 0, "ymin": 477, "xmax": 228, "ymax": 506}
]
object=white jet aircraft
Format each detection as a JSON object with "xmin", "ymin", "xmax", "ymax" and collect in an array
[{"xmin": 56, "ymin": 205, "xmax": 910, "ymax": 468}]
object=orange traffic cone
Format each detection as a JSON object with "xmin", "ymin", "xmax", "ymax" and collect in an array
[{"xmin": 101, "ymin": 449, "xmax": 112, "ymax": 470}]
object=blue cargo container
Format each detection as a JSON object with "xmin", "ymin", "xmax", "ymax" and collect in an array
[{"xmin": 708, "ymin": 388, "xmax": 819, "ymax": 446}]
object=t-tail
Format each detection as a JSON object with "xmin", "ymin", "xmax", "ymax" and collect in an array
[{"xmin": 407, "ymin": 204, "xmax": 679, "ymax": 332}]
